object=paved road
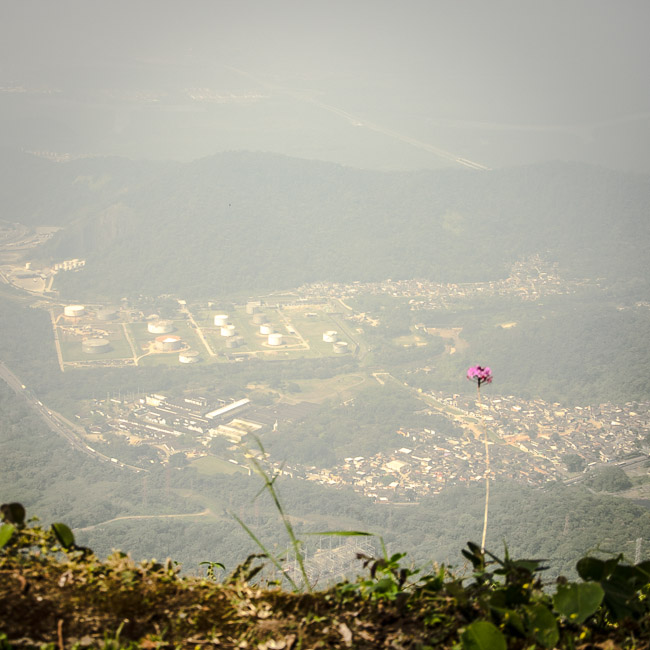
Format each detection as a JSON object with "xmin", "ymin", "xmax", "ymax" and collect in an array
[{"xmin": 0, "ymin": 361, "xmax": 145, "ymax": 472}]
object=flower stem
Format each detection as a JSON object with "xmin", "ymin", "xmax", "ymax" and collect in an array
[{"xmin": 477, "ymin": 384, "xmax": 490, "ymax": 552}]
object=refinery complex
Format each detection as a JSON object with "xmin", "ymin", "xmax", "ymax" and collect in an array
[{"xmin": 51, "ymin": 297, "xmax": 358, "ymax": 371}]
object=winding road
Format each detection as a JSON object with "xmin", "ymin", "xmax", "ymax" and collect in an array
[{"xmin": 75, "ymin": 508, "xmax": 212, "ymax": 532}]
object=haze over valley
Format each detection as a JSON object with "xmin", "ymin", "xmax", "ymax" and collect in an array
[{"xmin": 1, "ymin": 0, "xmax": 650, "ymax": 586}]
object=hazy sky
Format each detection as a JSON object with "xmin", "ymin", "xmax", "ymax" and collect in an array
[{"xmin": 2, "ymin": 0, "xmax": 649, "ymax": 171}]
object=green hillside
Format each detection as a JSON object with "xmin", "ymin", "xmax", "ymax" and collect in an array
[{"xmin": 6, "ymin": 152, "xmax": 643, "ymax": 299}]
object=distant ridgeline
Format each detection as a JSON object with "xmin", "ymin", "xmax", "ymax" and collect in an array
[{"xmin": 1, "ymin": 150, "xmax": 646, "ymax": 299}]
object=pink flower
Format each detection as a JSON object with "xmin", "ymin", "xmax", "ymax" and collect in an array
[{"xmin": 467, "ymin": 365, "xmax": 493, "ymax": 387}]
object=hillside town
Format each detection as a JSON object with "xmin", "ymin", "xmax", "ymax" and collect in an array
[
  {"xmin": 81, "ymin": 384, "xmax": 650, "ymax": 504},
  {"xmin": 297, "ymin": 391, "xmax": 650, "ymax": 502},
  {"xmin": 296, "ymin": 256, "xmax": 597, "ymax": 310}
]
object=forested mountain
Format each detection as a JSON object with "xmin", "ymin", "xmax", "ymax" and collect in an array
[
  {"xmin": 2, "ymin": 151, "xmax": 645, "ymax": 299},
  {"xmin": 0, "ymin": 149, "xmax": 177, "ymax": 229}
]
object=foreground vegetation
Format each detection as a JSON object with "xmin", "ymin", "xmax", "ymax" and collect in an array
[{"xmin": 3, "ymin": 503, "xmax": 650, "ymax": 649}]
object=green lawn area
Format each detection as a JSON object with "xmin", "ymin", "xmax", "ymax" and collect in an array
[
  {"xmin": 59, "ymin": 324, "xmax": 133, "ymax": 362},
  {"xmin": 191, "ymin": 455, "xmax": 248, "ymax": 476}
]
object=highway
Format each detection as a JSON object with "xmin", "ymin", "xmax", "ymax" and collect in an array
[{"xmin": 0, "ymin": 360, "xmax": 145, "ymax": 473}]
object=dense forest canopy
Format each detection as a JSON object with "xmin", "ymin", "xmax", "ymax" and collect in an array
[{"xmin": 0, "ymin": 151, "xmax": 646, "ymax": 299}]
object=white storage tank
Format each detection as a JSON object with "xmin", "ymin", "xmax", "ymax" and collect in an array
[
  {"xmin": 333, "ymin": 341, "xmax": 349, "ymax": 354},
  {"xmin": 323, "ymin": 330, "xmax": 338, "ymax": 343},
  {"xmin": 268, "ymin": 333, "xmax": 283, "ymax": 346},
  {"xmin": 221, "ymin": 324, "xmax": 236, "ymax": 337},
  {"xmin": 64, "ymin": 304, "xmax": 85, "ymax": 318},
  {"xmin": 214, "ymin": 314, "xmax": 229, "ymax": 327},
  {"xmin": 252, "ymin": 313, "xmax": 266, "ymax": 325},
  {"xmin": 259, "ymin": 323, "xmax": 273, "ymax": 335},
  {"xmin": 148, "ymin": 320, "xmax": 174, "ymax": 334},
  {"xmin": 82, "ymin": 338, "xmax": 111, "ymax": 354},
  {"xmin": 246, "ymin": 301, "xmax": 262, "ymax": 315},
  {"xmin": 155, "ymin": 335, "xmax": 182, "ymax": 351},
  {"xmin": 179, "ymin": 350, "xmax": 200, "ymax": 364}
]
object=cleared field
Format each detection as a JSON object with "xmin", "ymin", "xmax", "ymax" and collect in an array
[
  {"xmin": 191, "ymin": 455, "xmax": 247, "ymax": 476},
  {"xmin": 285, "ymin": 373, "xmax": 368, "ymax": 403},
  {"xmin": 393, "ymin": 330, "xmax": 428, "ymax": 347}
]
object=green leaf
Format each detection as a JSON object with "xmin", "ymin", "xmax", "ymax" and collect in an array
[
  {"xmin": 554, "ymin": 582, "xmax": 604, "ymax": 624},
  {"xmin": 199, "ymin": 561, "xmax": 225, "ymax": 570},
  {"xmin": 461, "ymin": 621, "xmax": 507, "ymax": 650},
  {"xmin": 0, "ymin": 524, "xmax": 14, "ymax": 549},
  {"xmin": 51, "ymin": 522, "xmax": 75, "ymax": 549},
  {"xmin": 525, "ymin": 603, "xmax": 559, "ymax": 648},
  {"xmin": 576, "ymin": 556, "xmax": 607, "ymax": 581},
  {"xmin": 501, "ymin": 609, "xmax": 525, "ymax": 635}
]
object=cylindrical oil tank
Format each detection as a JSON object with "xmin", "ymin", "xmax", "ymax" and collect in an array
[
  {"xmin": 214, "ymin": 314, "xmax": 229, "ymax": 327},
  {"xmin": 64, "ymin": 304, "xmax": 85, "ymax": 318},
  {"xmin": 82, "ymin": 338, "xmax": 111, "ymax": 354},
  {"xmin": 246, "ymin": 301, "xmax": 261, "ymax": 315},
  {"xmin": 333, "ymin": 341, "xmax": 349, "ymax": 354},
  {"xmin": 221, "ymin": 324, "xmax": 236, "ymax": 337},
  {"xmin": 96, "ymin": 308, "xmax": 117, "ymax": 321},
  {"xmin": 259, "ymin": 323, "xmax": 273, "ymax": 335},
  {"xmin": 268, "ymin": 333, "xmax": 283, "ymax": 346},
  {"xmin": 179, "ymin": 350, "xmax": 200, "ymax": 364},
  {"xmin": 323, "ymin": 330, "xmax": 338, "ymax": 343},
  {"xmin": 155, "ymin": 335, "xmax": 182, "ymax": 351},
  {"xmin": 252, "ymin": 313, "xmax": 266, "ymax": 325},
  {"xmin": 148, "ymin": 320, "xmax": 174, "ymax": 334}
]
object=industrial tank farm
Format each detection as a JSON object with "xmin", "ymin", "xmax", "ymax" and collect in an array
[{"xmin": 52, "ymin": 296, "xmax": 361, "ymax": 369}]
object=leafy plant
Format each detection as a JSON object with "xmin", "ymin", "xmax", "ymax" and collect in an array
[
  {"xmin": 199, "ymin": 560, "xmax": 226, "ymax": 581},
  {"xmin": 461, "ymin": 620, "xmax": 506, "ymax": 650},
  {"xmin": 234, "ymin": 437, "xmax": 377, "ymax": 592},
  {"xmin": 576, "ymin": 553, "xmax": 650, "ymax": 620},
  {"xmin": 553, "ymin": 581, "xmax": 604, "ymax": 624}
]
